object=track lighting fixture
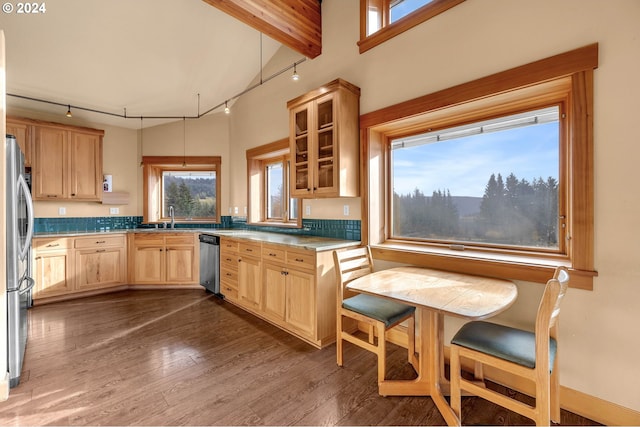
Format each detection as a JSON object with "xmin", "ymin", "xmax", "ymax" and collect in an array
[
  {"xmin": 9, "ymin": 57, "xmax": 306, "ymax": 122},
  {"xmin": 292, "ymin": 63, "xmax": 300, "ymax": 81}
]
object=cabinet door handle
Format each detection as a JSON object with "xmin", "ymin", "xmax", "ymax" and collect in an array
[
  {"xmin": 269, "ymin": 253, "xmax": 277, "ymax": 257},
  {"xmin": 294, "ymin": 258, "xmax": 305, "ymax": 263},
  {"xmin": 96, "ymin": 240, "xmax": 106, "ymax": 244},
  {"xmin": 96, "ymin": 249, "xmax": 106, "ymax": 253},
  {"xmin": 46, "ymin": 243, "xmax": 60, "ymax": 247}
]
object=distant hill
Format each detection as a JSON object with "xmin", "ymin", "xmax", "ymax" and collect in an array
[{"xmin": 450, "ymin": 196, "xmax": 482, "ymax": 217}]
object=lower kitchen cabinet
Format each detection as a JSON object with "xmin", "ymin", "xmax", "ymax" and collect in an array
[
  {"xmin": 220, "ymin": 238, "xmax": 239, "ymax": 302},
  {"xmin": 129, "ymin": 233, "xmax": 198, "ymax": 286},
  {"xmin": 75, "ymin": 235, "xmax": 126, "ymax": 291},
  {"xmin": 33, "ymin": 237, "xmax": 74, "ymax": 299},
  {"xmin": 220, "ymin": 238, "xmax": 339, "ymax": 348},
  {"xmin": 33, "ymin": 234, "xmax": 127, "ymax": 303},
  {"xmin": 238, "ymin": 242, "xmax": 262, "ymax": 310}
]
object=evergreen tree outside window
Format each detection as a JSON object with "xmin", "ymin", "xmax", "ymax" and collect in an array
[
  {"xmin": 163, "ymin": 171, "xmax": 216, "ymax": 219},
  {"xmin": 390, "ymin": 106, "xmax": 561, "ymax": 251},
  {"xmin": 142, "ymin": 156, "xmax": 221, "ymax": 224}
]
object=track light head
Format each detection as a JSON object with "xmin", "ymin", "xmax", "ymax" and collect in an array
[
  {"xmin": 66, "ymin": 105, "xmax": 72, "ymax": 118},
  {"xmin": 224, "ymin": 101, "xmax": 230, "ymax": 114},
  {"xmin": 292, "ymin": 64, "xmax": 300, "ymax": 81}
]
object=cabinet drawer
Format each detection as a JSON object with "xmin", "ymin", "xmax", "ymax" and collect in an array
[
  {"xmin": 221, "ymin": 281, "xmax": 238, "ymax": 299},
  {"xmin": 221, "ymin": 268, "xmax": 238, "ymax": 283},
  {"xmin": 221, "ymin": 253, "xmax": 238, "ymax": 268},
  {"xmin": 220, "ymin": 238, "xmax": 239, "ymax": 252},
  {"xmin": 286, "ymin": 249, "xmax": 315, "ymax": 271},
  {"xmin": 134, "ymin": 233, "xmax": 164, "ymax": 245},
  {"xmin": 34, "ymin": 237, "xmax": 71, "ymax": 251},
  {"xmin": 239, "ymin": 242, "xmax": 261, "ymax": 257},
  {"xmin": 262, "ymin": 245, "xmax": 286, "ymax": 263},
  {"xmin": 165, "ymin": 234, "xmax": 194, "ymax": 245},
  {"xmin": 74, "ymin": 235, "xmax": 125, "ymax": 249}
]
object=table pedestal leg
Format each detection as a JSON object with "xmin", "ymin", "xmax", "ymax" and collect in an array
[{"xmin": 378, "ymin": 308, "xmax": 461, "ymax": 426}]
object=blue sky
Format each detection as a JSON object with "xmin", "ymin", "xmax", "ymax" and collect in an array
[
  {"xmin": 390, "ymin": 0, "xmax": 434, "ymax": 22},
  {"xmin": 391, "ymin": 122, "xmax": 559, "ymax": 198}
]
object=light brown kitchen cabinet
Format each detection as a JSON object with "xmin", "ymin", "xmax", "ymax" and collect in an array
[
  {"xmin": 220, "ymin": 238, "xmax": 340, "ymax": 348},
  {"xmin": 287, "ymin": 78, "xmax": 360, "ymax": 198},
  {"xmin": 129, "ymin": 233, "xmax": 198, "ymax": 285},
  {"xmin": 220, "ymin": 238, "xmax": 239, "ymax": 302},
  {"xmin": 33, "ymin": 234, "xmax": 127, "ymax": 303},
  {"xmin": 33, "ymin": 237, "xmax": 73, "ymax": 299},
  {"xmin": 74, "ymin": 235, "xmax": 126, "ymax": 291},
  {"xmin": 263, "ymin": 250, "xmax": 316, "ymax": 339},
  {"xmin": 237, "ymin": 242, "xmax": 262, "ymax": 310},
  {"xmin": 6, "ymin": 117, "xmax": 33, "ymax": 167},
  {"xmin": 32, "ymin": 124, "xmax": 103, "ymax": 201}
]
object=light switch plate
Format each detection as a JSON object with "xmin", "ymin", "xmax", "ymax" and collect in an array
[
  {"xmin": 110, "ymin": 207, "xmax": 119, "ymax": 215},
  {"xmin": 58, "ymin": 207, "xmax": 66, "ymax": 215},
  {"xmin": 305, "ymin": 205, "xmax": 311, "ymax": 216},
  {"xmin": 343, "ymin": 205, "xmax": 349, "ymax": 216}
]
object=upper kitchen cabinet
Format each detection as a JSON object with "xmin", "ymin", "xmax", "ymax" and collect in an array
[
  {"xmin": 6, "ymin": 117, "xmax": 33, "ymax": 167},
  {"xmin": 287, "ymin": 79, "xmax": 360, "ymax": 198},
  {"xmin": 33, "ymin": 123, "xmax": 104, "ymax": 201}
]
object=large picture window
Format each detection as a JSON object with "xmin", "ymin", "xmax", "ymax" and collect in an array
[
  {"xmin": 361, "ymin": 44, "xmax": 598, "ymax": 289},
  {"xmin": 390, "ymin": 106, "xmax": 562, "ymax": 252}
]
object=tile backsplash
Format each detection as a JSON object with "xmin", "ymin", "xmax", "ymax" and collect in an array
[{"xmin": 34, "ymin": 216, "xmax": 361, "ymax": 241}]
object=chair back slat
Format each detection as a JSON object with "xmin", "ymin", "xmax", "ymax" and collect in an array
[
  {"xmin": 536, "ymin": 266, "xmax": 570, "ymax": 334},
  {"xmin": 334, "ymin": 246, "xmax": 374, "ymax": 299}
]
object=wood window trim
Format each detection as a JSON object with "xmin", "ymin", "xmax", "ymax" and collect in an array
[
  {"xmin": 358, "ymin": 0, "xmax": 466, "ymax": 54},
  {"xmin": 359, "ymin": 43, "xmax": 598, "ymax": 290},
  {"xmin": 246, "ymin": 139, "xmax": 302, "ymax": 228},
  {"xmin": 142, "ymin": 156, "xmax": 221, "ymax": 224}
]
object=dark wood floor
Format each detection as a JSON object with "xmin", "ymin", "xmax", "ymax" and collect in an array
[{"xmin": 1, "ymin": 289, "xmax": 600, "ymax": 426}]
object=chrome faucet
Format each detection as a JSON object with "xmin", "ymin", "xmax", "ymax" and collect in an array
[{"xmin": 169, "ymin": 205, "xmax": 175, "ymax": 229}]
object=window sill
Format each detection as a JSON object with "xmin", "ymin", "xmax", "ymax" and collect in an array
[{"xmin": 371, "ymin": 241, "xmax": 595, "ymax": 290}]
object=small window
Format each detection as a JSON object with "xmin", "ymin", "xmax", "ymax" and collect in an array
[
  {"xmin": 359, "ymin": 0, "xmax": 465, "ymax": 53},
  {"xmin": 247, "ymin": 139, "xmax": 302, "ymax": 228},
  {"xmin": 142, "ymin": 157, "xmax": 221, "ymax": 224},
  {"xmin": 162, "ymin": 170, "xmax": 217, "ymax": 219},
  {"xmin": 264, "ymin": 157, "xmax": 298, "ymax": 222}
]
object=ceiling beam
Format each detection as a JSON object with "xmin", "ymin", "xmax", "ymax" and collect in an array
[{"xmin": 202, "ymin": 0, "xmax": 322, "ymax": 59}]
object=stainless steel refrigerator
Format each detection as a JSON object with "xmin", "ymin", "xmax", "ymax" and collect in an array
[{"xmin": 6, "ymin": 134, "xmax": 35, "ymax": 388}]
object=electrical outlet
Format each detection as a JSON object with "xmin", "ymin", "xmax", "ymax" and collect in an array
[
  {"xmin": 110, "ymin": 207, "xmax": 119, "ymax": 215},
  {"xmin": 343, "ymin": 205, "xmax": 350, "ymax": 216},
  {"xmin": 58, "ymin": 207, "xmax": 66, "ymax": 216},
  {"xmin": 305, "ymin": 205, "xmax": 311, "ymax": 216},
  {"xmin": 234, "ymin": 206, "xmax": 239, "ymax": 214}
]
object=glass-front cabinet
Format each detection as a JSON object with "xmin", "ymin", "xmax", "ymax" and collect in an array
[{"xmin": 288, "ymin": 79, "xmax": 360, "ymax": 198}]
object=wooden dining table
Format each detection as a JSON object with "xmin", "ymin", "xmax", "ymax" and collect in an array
[{"xmin": 347, "ymin": 266, "xmax": 518, "ymax": 426}]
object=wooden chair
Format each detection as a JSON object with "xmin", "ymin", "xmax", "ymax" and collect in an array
[
  {"xmin": 449, "ymin": 266, "xmax": 570, "ymax": 426},
  {"xmin": 333, "ymin": 246, "xmax": 416, "ymax": 385}
]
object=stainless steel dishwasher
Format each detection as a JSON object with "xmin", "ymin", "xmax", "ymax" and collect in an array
[{"xmin": 199, "ymin": 234, "xmax": 221, "ymax": 296}]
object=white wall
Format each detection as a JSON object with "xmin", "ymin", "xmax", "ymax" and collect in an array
[{"xmin": 226, "ymin": 0, "xmax": 640, "ymax": 412}]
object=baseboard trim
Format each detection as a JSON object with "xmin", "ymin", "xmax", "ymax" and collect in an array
[{"xmin": 360, "ymin": 321, "xmax": 640, "ymax": 426}]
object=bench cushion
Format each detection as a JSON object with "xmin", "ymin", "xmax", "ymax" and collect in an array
[
  {"xmin": 451, "ymin": 321, "xmax": 557, "ymax": 370},
  {"xmin": 343, "ymin": 294, "xmax": 415, "ymax": 327}
]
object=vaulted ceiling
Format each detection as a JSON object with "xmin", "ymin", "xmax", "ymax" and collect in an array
[{"xmin": 3, "ymin": 0, "xmax": 321, "ymax": 129}]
